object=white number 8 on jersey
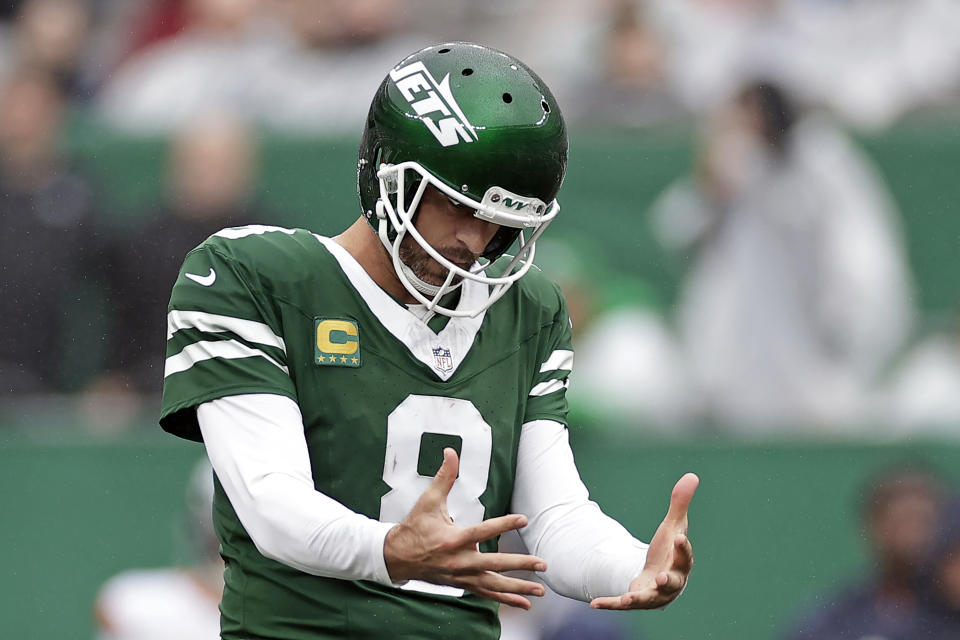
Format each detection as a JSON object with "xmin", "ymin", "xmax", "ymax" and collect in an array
[{"xmin": 380, "ymin": 394, "xmax": 493, "ymax": 597}]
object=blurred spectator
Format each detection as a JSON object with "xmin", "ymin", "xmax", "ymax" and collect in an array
[
  {"xmin": 97, "ymin": 0, "xmax": 426, "ymax": 134},
  {"xmin": 772, "ymin": 0, "xmax": 960, "ymax": 129},
  {"xmin": 94, "ymin": 458, "xmax": 223, "ymax": 640},
  {"xmin": 252, "ymin": 0, "xmax": 427, "ymax": 133},
  {"xmin": 0, "ymin": 0, "xmax": 96, "ymax": 100},
  {"xmin": 571, "ymin": 290, "xmax": 695, "ymax": 432},
  {"xmin": 652, "ymin": 81, "xmax": 914, "ymax": 431},
  {"xmin": 0, "ymin": 0, "xmax": 22, "ymax": 20},
  {"xmin": 3, "ymin": 0, "xmax": 959, "ymax": 130},
  {"xmin": 639, "ymin": 0, "xmax": 960, "ymax": 129},
  {"xmin": 642, "ymin": 0, "xmax": 774, "ymax": 116},
  {"xmin": 876, "ymin": 312, "xmax": 960, "ymax": 437},
  {"xmin": 96, "ymin": 0, "xmax": 275, "ymax": 132},
  {"xmin": 0, "ymin": 67, "xmax": 99, "ymax": 395},
  {"xmin": 533, "ymin": 239, "xmax": 695, "ymax": 432},
  {"xmin": 274, "ymin": 0, "xmax": 409, "ymax": 48},
  {"xmin": 921, "ymin": 496, "xmax": 960, "ymax": 635},
  {"xmin": 783, "ymin": 466, "xmax": 948, "ymax": 640},
  {"xmin": 114, "ymin": 0, "xmax": 191, "ymax": 65},
  {"xmin": 566, "ymin": 0, "xmax": 685, "ymax": 128},
  {"xmin": 95, "ymin": 114, "xmax": 261, "ymax": 399},
  {"xmin": 423, "ymin": 0, "xmax": 603, "ymax": 111}
]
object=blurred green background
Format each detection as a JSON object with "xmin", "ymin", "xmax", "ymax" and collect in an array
[{"xmin": 3, "ymin": 118, "xmax": 960, "ymax": 638}]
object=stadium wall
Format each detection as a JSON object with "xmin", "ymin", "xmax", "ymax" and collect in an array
[{"xmin": 1, "ymin": 428, "xmax": 957, "ymax": 639}]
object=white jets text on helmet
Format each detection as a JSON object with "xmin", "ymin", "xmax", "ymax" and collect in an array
[{"xmin": 389, "ymin": 61, "xmax": 478, "ymax": 148}]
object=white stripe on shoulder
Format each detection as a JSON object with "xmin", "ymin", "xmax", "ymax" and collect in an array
[
  {"xmin": 529, "ymin": 378, "xmax": 570, "ymax": 397},
  {"xmin": 539, "ymin": 349, "xmax": 574, "ymax": 373},
  {"xmin": 214, "ymin": 225, "xmax": 298, "ymax": 240},
  {"xmin": 164, "ymin": 340, "xmax": 289, "ymax": 378},
  {"xmin": 167, "ymin": 310, "xmax": 286, "ymax": 352}
]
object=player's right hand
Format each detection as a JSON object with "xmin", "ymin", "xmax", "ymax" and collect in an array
[{"xmin": 383, "ymin": 448, "xmax": 547, "ymax": 609}]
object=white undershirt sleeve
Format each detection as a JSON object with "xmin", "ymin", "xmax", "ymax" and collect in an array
[
  {"xmin": 196, "ymin": 393, "xmax": 397, "ymax": 585},
  {"xmin": 512, "ymin": 419, "xmax": 650, "ymax": 601}
]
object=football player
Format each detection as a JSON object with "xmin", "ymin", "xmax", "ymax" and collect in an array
[
  {"xmin": 94, "ymin": 459, "xmax": 222, "ymax": 640},
  {"xmin": 160, "ymin": 42, "xmax": 698, "ymax": 639}
]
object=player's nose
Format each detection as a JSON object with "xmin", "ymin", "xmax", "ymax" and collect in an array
[{"xmin": 456, "ymin": 216, "xmax": 498, "ymax": 257}]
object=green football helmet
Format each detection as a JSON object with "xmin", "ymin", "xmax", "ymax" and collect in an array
[{"xmin": 358, "ymin": 42, "xmax": 568, "ymax": 317}]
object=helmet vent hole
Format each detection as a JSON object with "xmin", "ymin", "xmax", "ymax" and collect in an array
[
  {"xmin": 502, "ymin": 92, "xmax": 513, "ymax": 104},
  {"xmin": 541, "ymin": 100, "xmax": 550, "ymax": 113},
  {"xmin": 462, "ymin": 68, "xmax": 474, "ymax": 76},
  {"xmin": 438, "ymin": 48, "xmax": 450, "ymax": 54}
]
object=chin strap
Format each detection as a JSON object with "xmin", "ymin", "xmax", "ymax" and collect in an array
[{"xmin": 398, "ymin": 260, "xmax": 463, "ymax": 297}]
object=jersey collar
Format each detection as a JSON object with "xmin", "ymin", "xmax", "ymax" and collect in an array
[{"xmin": 315, "ymin": 235, "xmax": 487, "ymax": 381}]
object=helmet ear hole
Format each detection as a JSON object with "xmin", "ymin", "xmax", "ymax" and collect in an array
[
  {"xmin": 502, "ymin": 93, "xmax": 513, "ymax": 104},
  {"xmin": 357, "ymin": 118, "xmax": 382, "ymax": 218},
  {"xmin": 462, "ymin": 68, "xmax": 474, "ymax": 76}
]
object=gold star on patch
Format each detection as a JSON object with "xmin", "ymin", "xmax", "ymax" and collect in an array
[
  {"xmin": 317, "ymin": 355, "xmax": 326, "ymax": 363},
  {"xmin": 340, "ymin": 356, "xmax": 348, "ymax": 363},
  {"xmin": 351, "ymin": 357, "xmax": 359, "ymax": 364}
]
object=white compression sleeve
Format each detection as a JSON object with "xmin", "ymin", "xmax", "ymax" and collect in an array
[
  {"xmin": 512, "ymin": 419, "xmax": 650, "ymax": 601},
  {"xmin": 196, "ymin": 393, "xmax": 397, "ymax": 585}
]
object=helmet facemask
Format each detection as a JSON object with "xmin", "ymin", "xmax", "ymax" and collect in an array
[{"xmin": 374, "ymin": 160, "xmax": 559, "ymax": 318}]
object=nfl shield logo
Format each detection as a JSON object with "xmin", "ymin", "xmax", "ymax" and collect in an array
[{"xmin": 432, "ymin": 347, "xmax": 453, "ymax": 373}]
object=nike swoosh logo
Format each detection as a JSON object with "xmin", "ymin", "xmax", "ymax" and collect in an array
[{"xmin": 185, "ymin": 268, "xmax": 217, "ymax": 286}]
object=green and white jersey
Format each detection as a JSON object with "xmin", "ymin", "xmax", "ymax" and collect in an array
[{"xmin": 160, "ymin": 225, "xmax": 573, "ymax": 640}]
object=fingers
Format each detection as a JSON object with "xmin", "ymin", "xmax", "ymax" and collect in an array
[
  {"xmin": 402, "ymin": 449, "xmax": 460, "ymax": 524},
  {"xmin": 428, "ymin": 448, "xmax": 460, "ymax": 499},
  {"xmin": 653, "ymin": 534, "xmax": 692, "ymax": 595},
  {"xmin": 462, "ymin": 571, "xmax": 545, "ymax": 597},
  {"xmin": 427, "ymin": 551, "xmax": 546, "ymax": 611},
  {"xmin": 470, "ymin": 586, "xmax": 534, "ymax": 610},
  {"xmin": 664, "ymin": 472, "xmax": 700, "ymax": 528},
  {"xmin": 460, "ymin": 513, "xmax": 529, "ymax": 545},
  {"xmin": 589, "ymin": 579, "xmax": 680, "ymax": 610},
  {"xmin": 591, "ymin": 532, "xmax": 693, "ymax": 611},
  {"xmin": 590, "ymin": 594, "xmax": 632, "ymax": 610},
  {"xmin": 673, "ymin": 533, "xmax": 694, "ymax": 574},
  {"xmin": 655, "ymin": 568, "xmax": 684, "ymax": 593},
  {"xmin": 458, "ymin": 571, "xmax": 545, "ymax": 610},
  {"xmin": 448, "ymin": 551, "xmax": 547, "ymax": 575},
  {"xmin": 590, "ymin": 588, "xmax": 667, "ymax": 610}
]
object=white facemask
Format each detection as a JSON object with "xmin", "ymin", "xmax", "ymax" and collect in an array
[{"xmin": 374, "ymin": 161, "xmax": 559, "ymax": 318}]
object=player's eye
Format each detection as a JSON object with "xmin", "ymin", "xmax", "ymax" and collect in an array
[{"xmin": 446, "ymin": 196, "xmax": 480, "ymax": 217}]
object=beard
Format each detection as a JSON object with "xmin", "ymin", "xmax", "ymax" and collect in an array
[{"xmin": 398, "ymin": 235, "xmax": 476, "ymax": 287}]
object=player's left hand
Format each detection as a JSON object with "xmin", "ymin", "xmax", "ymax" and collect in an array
[{"xmin": 590, "ymin": 472, "xmax": 699, "ymax": 611}]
